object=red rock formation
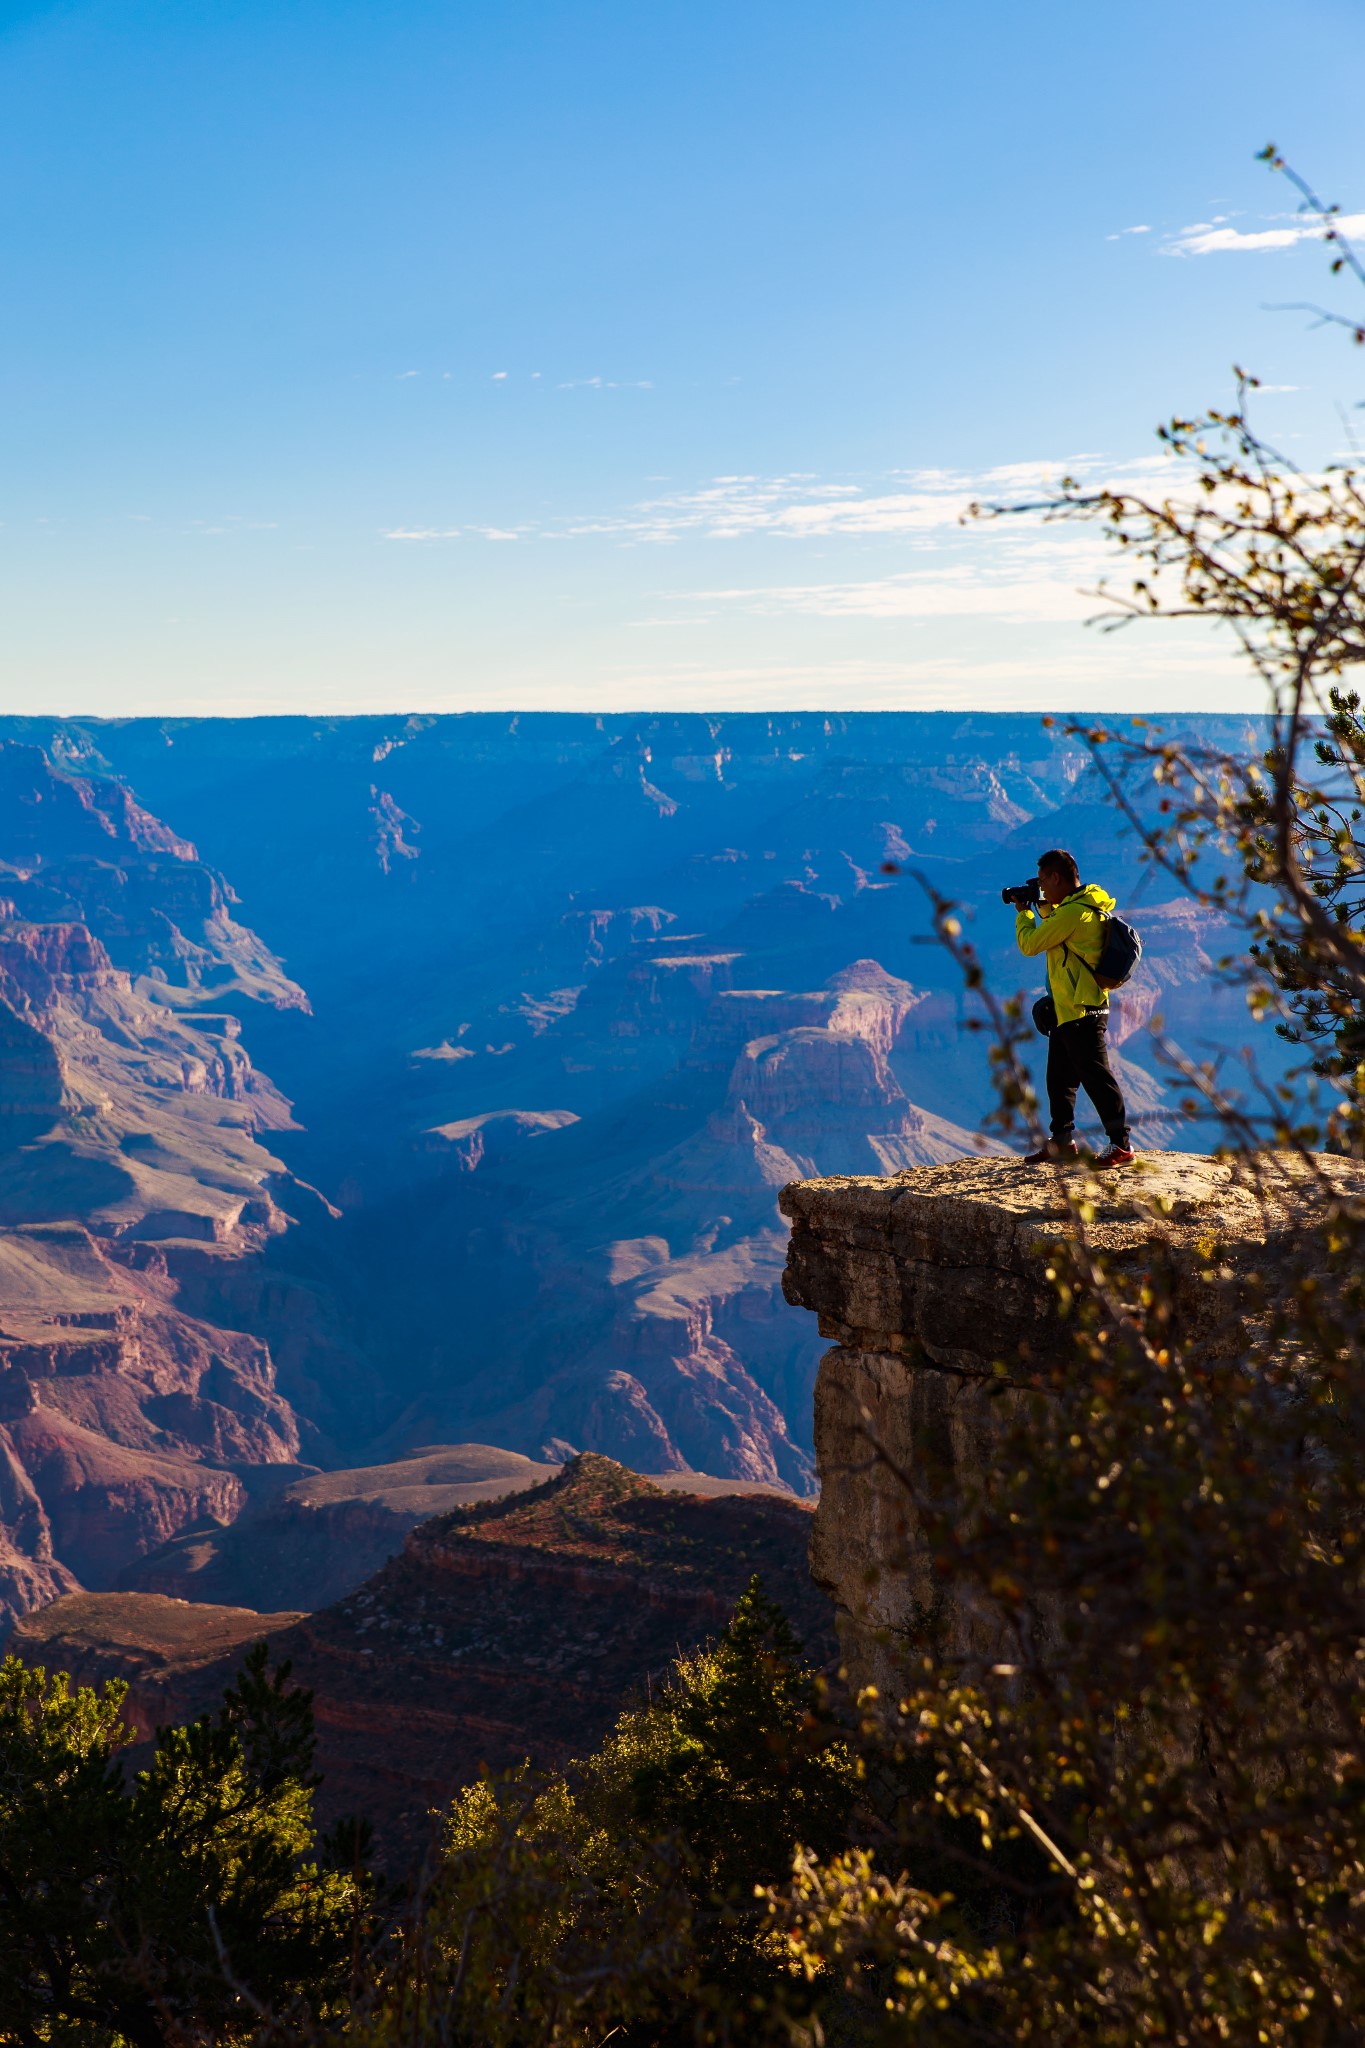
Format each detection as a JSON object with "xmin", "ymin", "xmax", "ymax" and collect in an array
[
  {"xmin": 0, "ymin": 1423, "xmax": 80, "ymax": 1618},
  {"xmin": 724, "ymin": 1022, "xmax": 990, "ymax": 1180},
  {"xmin": 0, "ymin": 1219, "xmax": 304, "ymax": 1629},
  {"xmin": 8, "ymin": 1591, "xmax": 305, "ymax": 1741},
  {"xmin": 0, "ymin": 744, "xmax": 317, "ymax": 1631},
  {"xmin": 4, "ymin": 1410, "xmax": 248, "ymax": 1587},
  {"xmin": 369, "ymin": 787, "xmax": 421, "ymax": 873},
  {"xmin": 0, "ymin": 742, "xmax": 198, "ymax": 865},
  {"xmin": 0, "ymin": 924, "xmax": 125, "ymax": 1007},
  {"xmin": 0, "ymin": 998, "xmax": 67, "ymax": 1138}
]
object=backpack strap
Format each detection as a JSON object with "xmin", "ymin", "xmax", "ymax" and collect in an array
[{"xmin": 1060, "ymin": 922, "xmax": 1109, "ymax": 999}]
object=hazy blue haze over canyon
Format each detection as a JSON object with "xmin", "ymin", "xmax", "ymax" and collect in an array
[{"xmin": 0, "ymin": 712, "xmax": 1280, "ymax": 1633}]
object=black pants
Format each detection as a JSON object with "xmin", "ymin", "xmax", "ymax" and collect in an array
[{"xmin": 1046, "ymin": 1012, "xmax": 1130, "ymax": 1146}]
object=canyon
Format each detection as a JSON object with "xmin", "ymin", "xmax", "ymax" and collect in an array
[{"xmin": 0, "ymin": 712, "xmax": 1282, "ymax": 1636}]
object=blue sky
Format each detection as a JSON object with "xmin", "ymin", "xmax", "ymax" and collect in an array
[{"xmin": 3, "ymin": 0, "xmax": 1364, "ymax": 716}]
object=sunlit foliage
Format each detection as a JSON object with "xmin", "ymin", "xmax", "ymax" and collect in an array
[{"xmin": 346, "ymin": 1583, "xmax": 856, "ymax": 2046}]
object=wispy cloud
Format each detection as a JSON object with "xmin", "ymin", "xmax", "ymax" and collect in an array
[
  {"xmin": 381, "ymin": 524, "xmax": 529, "ymax": 542},
  {"xmin": 563, "ymin": 458, "xmax": 1162, "ymax": 546},
  {"xmin": 1106, "ymin": 224, "xmax": 1152, "ymax": 240},
  {"xmin": 379, "ymin": 456, "xmax": 1183, "ymax": 556},
  {"xmin": 188, "ymin": 515, "xmax": 281, "ymax": 536},
  {"xmin": 1164, "ymin": 211, "xmax": 1365, "ymax": 257},
  {"xmin": 682, "ymin": 533, "xmax": 1112, "ymax": 626}
]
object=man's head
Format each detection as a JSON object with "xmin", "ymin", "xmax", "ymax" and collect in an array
[{"xmin": 1037, "ymin": 848, "xmax": 1080, "ymax": 906}]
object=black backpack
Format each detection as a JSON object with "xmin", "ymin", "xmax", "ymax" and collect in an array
[{"xmin": 1094, "ymin": 914, "xmax": 1142, "ymax": 990}]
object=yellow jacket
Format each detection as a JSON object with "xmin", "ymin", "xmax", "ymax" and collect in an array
[{"xmin": 1016, "ymin": 883, "xmax": 1115, "ymax": 1025}]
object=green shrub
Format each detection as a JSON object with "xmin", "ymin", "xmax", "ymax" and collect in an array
[
  {"xmin": 0, "ymin": 1643, "xmax": 360, "ymax": 2046},
  {"xmin": 350, "ymin": 1581, "xmax": 856, "ymax": 2046}
]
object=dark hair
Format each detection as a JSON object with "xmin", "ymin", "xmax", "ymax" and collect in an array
[{"xmin": 1038, "ymin": 848, "xmax": 1080, "ymax": 891}]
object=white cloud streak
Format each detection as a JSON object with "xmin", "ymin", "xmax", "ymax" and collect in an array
[
  {"xmin": 1164, "ymin": 211, "xmax": 1365, "ymax": 257},
  {"xmin": 687, "ymin": 550, "xmax": 1106, "ymax": 625},
  {"xmin": 379, "ymin": 456, "xmax": 1191, "ymax": 569},
  {"xmin": 561, "ymin": 456, "xmax": 1172, "ymax": 547}
]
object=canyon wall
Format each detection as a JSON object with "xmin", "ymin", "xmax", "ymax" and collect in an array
[
  {"xmin": 0, "ymin": 741, "xmax": 348, "ymax": 1629},
  {"xmin": 781, "ymin": 1154, "xmax": 1365, "ymax": 1694}
]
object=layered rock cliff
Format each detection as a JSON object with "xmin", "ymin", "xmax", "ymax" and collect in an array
[
  {"xmin": 780, "ymin": 1154, "xmax": 1365, "ymax": 1693},
  {"xmin": 0, "ymin": 741, "xmax": 327, "ymax": 1629}
]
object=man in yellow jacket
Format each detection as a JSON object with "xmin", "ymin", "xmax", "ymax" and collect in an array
[{"xmin": 1014, "ymin": 847, "xmax": 1134, "ymax": 1167}]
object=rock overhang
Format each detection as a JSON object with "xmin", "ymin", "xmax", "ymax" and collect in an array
[
  {"xmin": 779, "ymin": 1152, "xmax": 1365, "ymax": 1372},
  {"xmin": 780, "ymin": 1151, "xmax": 1365, "ymax": 1691}
]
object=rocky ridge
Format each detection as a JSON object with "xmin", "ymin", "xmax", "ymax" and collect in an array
[
  {"xmin": 15, "ymin": 1453, "xmax": 829, "ymax": 1868},
  {"xmin": 117, "ymin": 1443, "xmax": 561, "ymax": 1611}
]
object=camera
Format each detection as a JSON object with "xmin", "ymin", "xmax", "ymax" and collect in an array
[{"xmin": 1001, "ymin": 878, "xmax": 1042, "ymax": 909}]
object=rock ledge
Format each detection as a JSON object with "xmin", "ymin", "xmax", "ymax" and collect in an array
[{"xmin": 780, "ymin": 1152, "xmax": 1364, "ymax": 1689}]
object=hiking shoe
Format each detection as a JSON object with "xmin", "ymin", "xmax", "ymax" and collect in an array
[
  {"xmin": 1094, "ymin": 1145, "xmax": 1136, "ymax": 1169},
  {"xmin": 1023, "ymin": 1141, "xmax": 1080, "ymax": 1164}
]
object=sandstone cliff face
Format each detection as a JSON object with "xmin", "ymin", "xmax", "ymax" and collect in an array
[
  {"xmin": 0, "ymin": 999, "xmax": 67, "ymax": 1139},
  {"xmin": 0, "ymin": 743, "xmax": 320, "ymax": 1631},
  {"xmin": 781, "ymin": 1154, "xmax": 1365, "ymax": 1693},
  {"xmin": 0, "ymin": 1224, "xmax": 304, "ymax": 1627}
]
